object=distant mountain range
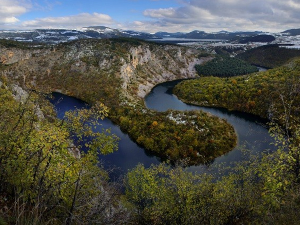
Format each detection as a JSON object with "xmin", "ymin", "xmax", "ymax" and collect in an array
[
  {"xmin": 0, "ymin": 26, "xmax": 156, "ymax": 44},
  {"xmin": 0, "ymin": 26, "xmax": 298, "ymax": 44}
]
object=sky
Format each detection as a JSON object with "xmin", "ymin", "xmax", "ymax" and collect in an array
[{"xmin": 1, "ymin": 0, "xmax": 300, "ymax": 33}]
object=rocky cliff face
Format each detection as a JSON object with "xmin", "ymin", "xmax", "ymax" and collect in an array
[
  {"xmin": 120, "ymin": 45, "xmax": 203, "ymax": 98},
  {"xmin": 1, "ymin": 39, "xmax": 204, "ymax": 103},
  {"xmin": 0, "ymin": 46, "xmax": 50, "ymax": 65}
]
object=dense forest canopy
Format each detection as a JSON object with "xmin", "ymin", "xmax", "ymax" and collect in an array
[
  {"xmin": 195, "ymin": 56, "xmax": 258, "ymax": 77},
  {"xmin": 174, "ymin": 58, "xmax": 300, "ymax": 130},
  {"xmin": 112, "ymin": 106, "xmax": 236, "ymax": 165},
  {"xmin": 237, "ymin": 44, "xmax": 300, "ymax": 68}
]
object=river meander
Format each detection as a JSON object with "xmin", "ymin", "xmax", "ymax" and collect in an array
[{"xmin": 51, "ymin": 80, "xmax": 275, "ymax": 178}]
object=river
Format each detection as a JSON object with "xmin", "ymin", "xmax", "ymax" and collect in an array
[{"xmin": 51, "ymin": 80, "xmax": 275, "ymax": 179}]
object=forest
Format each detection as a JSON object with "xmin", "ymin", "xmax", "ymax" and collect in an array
[
  {"xmin": 237, "ymin": 44, "xmax": 300, "ymax": 68},
  {"xmin": 195, "ymin": 56, "xmax": 258, "ymax": 77},
  {"xmin": 2, "ymin": 76, "xmax": 300, "ymax": 224},
  {"xmin": 111, "ymin": 106, "xmax": 236, "ymax": 165},
  {"xmin": 174, "ymin": 58, "xmax": 300, "ymax": 130},
  {"xmin": 2, "ymin": 38, "xmax": 300, "ymax": 224},
  {"xmin": 0, "ymin": 83, "xmax": 127, "ymax": 224},
  {"xmin": 4, "ymin": 38, "xmax": 236, "ymax": 166}
]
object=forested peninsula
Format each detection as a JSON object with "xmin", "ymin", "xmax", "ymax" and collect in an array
[{"xmin": 174, "ymin": 58, "xmax": 300, "ymax": 129}]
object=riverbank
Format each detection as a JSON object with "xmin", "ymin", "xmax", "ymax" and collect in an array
[
  {"xmin": 173, "ymin": 60, "xmax": 300, "ymax": 133},
  {"xmin": 51, "ymin": 80, "xmax": 274, "ymax": 177}
]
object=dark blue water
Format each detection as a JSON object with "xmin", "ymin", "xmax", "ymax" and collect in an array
[
  {"xmin": 51, "ymin": 80, "xmax": 274, "ymax": 178},
  {"xmin": 50, "ymin": 92, "xmax": 160, "ymax": 180},
  {"xmin": 145, "ymin": 80, "xmax": 274, "ymax": 173}
]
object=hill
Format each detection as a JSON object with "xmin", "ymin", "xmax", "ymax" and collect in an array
[
  {"xmin": 0, "ymin": 38, "xmax": 237, "ymax": 165},
  {"xmin": 3, "ymin": 38, "xmax": 300, "ymax": 224},
  {"xmin": 195, "ymin": 56, "xmax": 258, "ymax": 77},
  {"xmin": 238, "ymin": 34, "xmax": 275, "ymax": 44},
  {"xmin": 237, "ymin": 44, "xmax": 300, "ymax": 68},
  {"xmin": 174, "ymin": 57, "xmax": 300, "ymax": 130},
  {"xmin": 282, "ymin": 28, "xmax": 300, "ymax": 36}
]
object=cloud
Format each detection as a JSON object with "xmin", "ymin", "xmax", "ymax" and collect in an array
[
  {"xmin": 136, "ymin": 0, "xmax": 300, "ymax": 32},
  {"xmin": 144, "ymin": 8, "xmax": 176, "ymax": 18},
  {"xmin": 0, "ymin": 1, "xmax": 114, "ymax": 30},
  {"xmin": 0, "ymin": 0, "xmax": 30, "ymax": 25},
  {"xmin": 1, "ymin": 0, "xmax": 299, "ymax": 33},
  {"xmin": 21, "ymin": 13, "xmax": 114, "ymax": 29}
]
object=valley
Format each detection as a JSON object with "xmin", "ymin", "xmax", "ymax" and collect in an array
[
  {"xmin": 1, "ymin": 33, "xmax": 300, "ymax": 224},
  {"xmin": 0, "ymin": 38, "xmax": 238, "ymax": 165}
]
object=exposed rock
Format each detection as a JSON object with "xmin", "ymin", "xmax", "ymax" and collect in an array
[
  {"xmin": 68, "ymin": 142, "xmax": 81, "ymax": 159},
  {"xmin": 11, "ymin": 84, "xmax": 29, "ymax": 103},
  {"xmin": 138, "ymin": 81, "xmax": 155, "ymax": 98},
  {"xmin": 10, "ymin": 84, "xmax": 45, "ymax": 120},
  {"xmin": 3, "ymin": 39, "xmax": 206, "ymax": 104},
  {"xmin": 0, "ymin": 46, "xmax": 50, "ymax": 65},
  {"xmin": 118, "ymin": 44, "xmax": 203, "ymax": 98}
]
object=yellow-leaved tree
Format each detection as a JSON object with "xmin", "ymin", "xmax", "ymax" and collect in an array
[{"xmin": 0, "ymin": 83, "xmax": 130, "ymax": 224}]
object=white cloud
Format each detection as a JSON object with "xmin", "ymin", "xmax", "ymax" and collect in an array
[
  {"xmin": 144, "ymin": 8, "xmax": 176, "ymax": 18},
  {"xmin": 134, "ymin": 0, "xmax": 300, "ymax": 32},
  {"xmin": 1, "ymin": 0, "xmax": 299, "ymax": 33},
  {"xmin": 0, "ymin": 1, "xmax": 114, "ymax": 30},
  {"xmin": 0, "ymin": 0, "xmax": 30, "ymax": 25},
  {"xmin": 21, "ymin": 13, "xmax": 114, "ymax": 29}
]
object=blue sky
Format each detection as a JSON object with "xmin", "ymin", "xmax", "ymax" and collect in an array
[
  {"xmin": 1, "ymin": 0, "xmax": 300, "ymax": 32},
  {"xmin": 18, "ymin": 0, "xmax": 181, "ymax": 22}
]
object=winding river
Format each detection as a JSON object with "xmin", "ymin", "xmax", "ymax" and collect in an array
[{"xmin": 51, "ymin": 80, "xmax": 275, "ymax": 179}]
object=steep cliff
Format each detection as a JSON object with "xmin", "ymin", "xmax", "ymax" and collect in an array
[
  {"xmin": 118, "ymin": 44, "xmax": 202, "ymax": 98},
  {"xmin": 0, "ymin": 43, "xmax": 50, "ymax": 65},
  {"xmin": 0, "ymin": 39, "xmax": 237, "ymax": 166},
  {"xmin": 1, "ymin": 39, "xmax": 202, "ymax": 103}
]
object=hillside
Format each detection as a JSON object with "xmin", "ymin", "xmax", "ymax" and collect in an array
[
  {"xmin": 174, "ymin": 58, "xmax": 300, "ymax": 130},
  {"xmin": 282, "ymin": 28, "xmax": 300, "ymax": 36},
  {"xmin": 0, "ymin": 79, "xmax": 131, "ymax": 224},
  {"xmin": 3, "ymin": 38, "xmax": 300, "ymax": 224},
  {"xmin": 1, "ymin": 38, "xmax": 200, "ymax": 100},
  {"xmin": 0, "ymin": 38, "xmax": 237, "ymax": 165},
  {"xmin": 238, "ymin": 34, "xmax": 275, "ymax": 44},
  {"xmin": 195, "ymin": 56, "xmax": 258, "ymax": 77},
  {"xmin": 237, "ymin": 44, "xmax": 300, "ymax": 68}
]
